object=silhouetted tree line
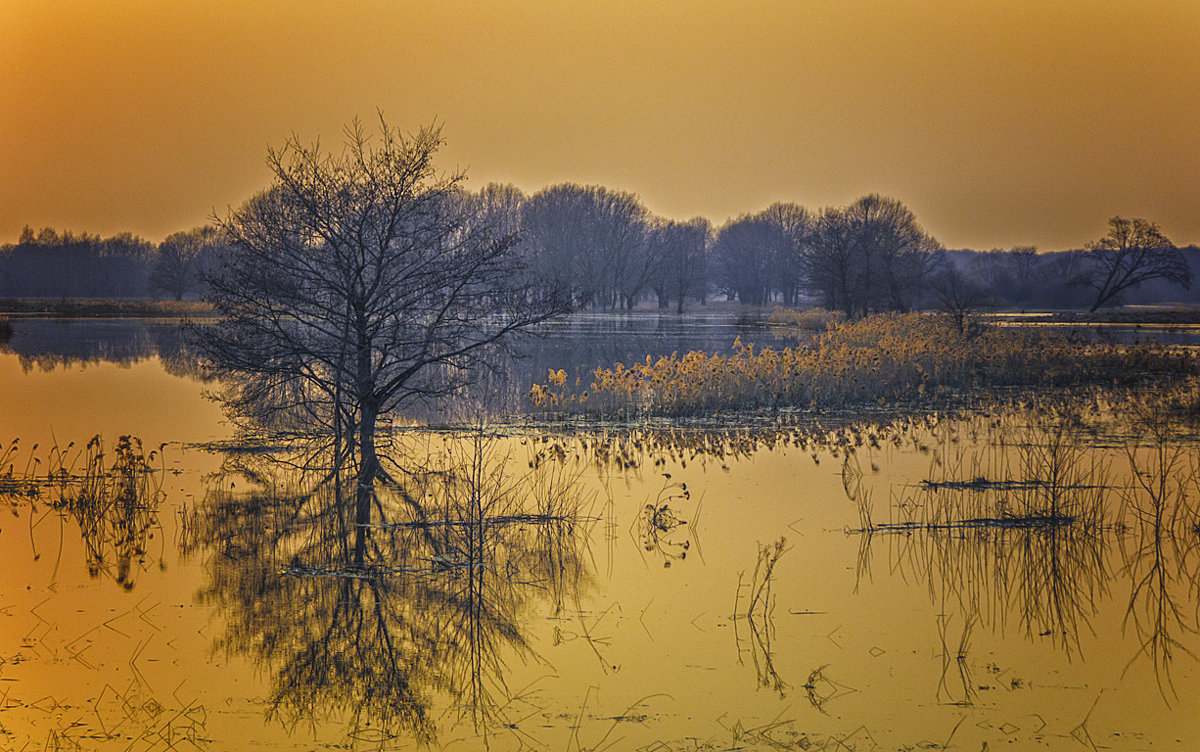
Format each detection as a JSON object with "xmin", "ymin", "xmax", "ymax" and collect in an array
[
  {"xmin": 3, "ymin": 192, "xmax": 1192, "ymax": 313},
  {"xmin": 940, "ymin": 242, "xmax": 1199, "ymax": 312},
  {"xmin": 0, "ymin": 224, "xmax": 227, "ymax": 299},
  {"xmin": 486, "ymin": 185, "xmax": 943, "ymax": 315}
]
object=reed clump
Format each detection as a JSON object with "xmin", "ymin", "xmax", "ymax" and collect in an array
[
  {"xmin": 0, "ymin": 315, "xmax": 12, "ymax": 341},
  {"xmin": 529, "ymin": 312, "xmax": 1195, "ymax": 417},
  {"xmin": 767, "ymin": 305, "xmax": 845, "ymax": 333}
]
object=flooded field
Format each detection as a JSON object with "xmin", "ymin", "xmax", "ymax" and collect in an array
[{"xmin": 2, "ymin": 317, "xmax": 1200, "ymax": 750}]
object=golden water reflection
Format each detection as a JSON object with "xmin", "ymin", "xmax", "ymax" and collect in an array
[{"xmin": 3, "ymin": 353, "xmax": 1200, "ymax": 748}]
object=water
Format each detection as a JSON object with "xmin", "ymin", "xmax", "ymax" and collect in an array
[{"xmin": 1, "ymin": 316, "xmax": 1199, "ymax": 750}]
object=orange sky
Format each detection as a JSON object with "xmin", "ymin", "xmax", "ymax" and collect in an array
[{"xmin": 2, "ymin": 0, "xmax": 1198, "ymax": 250}]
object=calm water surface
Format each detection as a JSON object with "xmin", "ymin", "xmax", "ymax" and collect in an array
[{"xmin": 1, "ymin": 317, "xmax": 1198, "ymax": 750}]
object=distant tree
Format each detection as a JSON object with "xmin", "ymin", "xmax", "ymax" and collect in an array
[
  {"xmin": 520, "ymin": 184, "xmax": 650, "ymax": 309},
  {"xmin": 967, "ymin": 250, "xmax": 1013, "ymax": 296},
  {"xmin": 198, "ymin": 117, "xmax": 564, "ymax": 563},
  {"xmin": 844, "ymin": 194, "xmax": 940, "ymax": 314},
  {"xmin": 0, "ymin": 226, "xmax": 154, "ymax": 298},
  {"xmin": 1009, "ymin": 246, "xmax": 1039, "ymax": 287},
  {"xmin": 464, "ymin": 184, "xmax": 529, "ymax": 306},
  {"xmin": 805, "ymin": 206, "xmax": 858, "ymax": 314},
  {"xmin": 931, "ymin": 264, "xmax": 989, "ymax": 333},
  {"xmin": 758, "ymin": 202, "xmax": 812, "ymax": 306},
  {"xmin": 471, "ymin": 183, "xmax": 525, "ymax": 239},
  {"xmin": 99, "ymin": 232, "xmax": 155, "ymax": 297},
  {"xmin": 805, "ymin": 196, "xmax": 939, "ymax": 317},
  {"xmin": 713, "ymin": 215, "xmax": 784, "ymax": 306},
  {"xmin": 1082, "ymin": 216, "xmax": 1191, "ymax": 312},
  {"xmin": 152, "ymin": 225, "xmax": 225, "ymax": 300},
  {"xmin": 647, "ymin": 217, "xmax": 711, "ymax": 312}
]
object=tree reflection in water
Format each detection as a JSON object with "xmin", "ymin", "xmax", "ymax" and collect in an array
[
  {"xmin": 852, "ymin": 401, "xmax": 1200, "ymax": 702},
  {"xmin": 181, "ymin": 431, "xmax": 597, "ymax": 745},
  {"xmin": 1118, "ymin": 400, "xmax": 1200, "ymax": 703}
]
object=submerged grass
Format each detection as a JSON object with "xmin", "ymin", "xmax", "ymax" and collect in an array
[{"xmin": 529, "ymin": 312, "xmax": 1196, "ymax": 418}]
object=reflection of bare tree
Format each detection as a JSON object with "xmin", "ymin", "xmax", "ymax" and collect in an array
[
  {"xmin": 861, "ymin": 522, "xmax": 1112, "ymax": 659},
  {"xmin": 1118, "ymin": 406, "xmax": 1200, "ymax": 703},
  {"xmin": 182, "ymin": 433, "xmax": 595, "ymax": 745}
]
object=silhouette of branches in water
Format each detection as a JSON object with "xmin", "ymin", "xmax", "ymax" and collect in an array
[
  {"xmin": 181, "ymin": 430, "xmax": 599, "ymax": 746},
  {"xmin": 1116, "ymin": 400, "xmax": 1200, "ymax": 704},
  {"xmin": 850, "ymin": 391, "xmax": 1200, "ymax": 702}
]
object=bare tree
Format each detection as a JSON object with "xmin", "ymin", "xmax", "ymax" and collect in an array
[
  {"xmin": 845, "ymin": 194, "xmax": 940, "ymax": 313},
  {"xmin": 197, "ymin": 117, "xmax": 564, "ymax": 562},
  {"xmin": 151, "ymin": 224, "xmax": 224, "ymax": 300},
  {"xmin": 758, "ymin": 202, "xmax": 812, "ymax": 306},
  {"xmin": 648, "ymin": 217, "xmax": 711, "ymax": 312},
  {"xmin": 713, "ymin": 214, "xmax": 784, "ymax": 306},
  {"xmin": 520, "ymin": 184, "xmax": 650, "ymax": 310},
  {"xmin": 804, "ymin": 195, "xmax": 939, "ymax": 317},
  {"xmin": 805, "ymin": 205, "xmax": 858, "ymax": 315},
  {"xmin": 1009, "ymin": 246, "xmax": 1040, "ymax": 288},
  {"xmin": 931, "ymin": 264, "xmax": 989, "ymax": 333},
  {"xmin": 470, "ymin": 183, "xmax": 525, "ymax": 239},
  {"xmin": 1082, "ymin": 216, "xmax": 1191, "ymax": 312}
]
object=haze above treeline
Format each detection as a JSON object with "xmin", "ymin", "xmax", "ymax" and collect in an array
[{"xmin": 3, "ymin": 1, "xmax": 1198, "ymax": 251}]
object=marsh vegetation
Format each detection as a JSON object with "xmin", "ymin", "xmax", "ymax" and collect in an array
[{"xmin": 529, "ymin": 311, "xmax": 1196, "ymax": 417}]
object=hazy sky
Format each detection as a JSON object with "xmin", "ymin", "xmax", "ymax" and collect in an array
[{"xmin": 2, "ymin": 0, "xmax": 1197, "ymax": 250}]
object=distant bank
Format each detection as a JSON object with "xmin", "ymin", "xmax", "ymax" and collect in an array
[{"xmin": 0, "ymin": 298, "xmax": 217, "ymax": 318}]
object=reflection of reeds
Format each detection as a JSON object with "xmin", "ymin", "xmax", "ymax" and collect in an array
[
  {"xmin": 861, "ymin": 521, "xmax": 1112, "ymax": 659},
  {"xmin": 2, "ymin": 435, "xmax": 164, "ymax": 589},
  {"xmin": 936, "ymin": 614, "xmax": 976, "ymax": 707},
  {"xmin": 854, "ymin": 406, "xmax": 1112, "ymax": 534},
  {"xmin": 853, "ymin": 393, "xmax": 1200, "ymax": 698},
  {"xmin": 1117, "ymin": 403, "xmax": 1200, "ymax": 704},
  {"xmin": 734, "ymin": 537, "xmax": 789, "ymax": 696},
  {"xmin": 632, "ymin": 478, "xmax": 693, "ymax": 568},
  {"xmin": 852, "ymin": 405, "xmax": 1124, "ymax": 658}
]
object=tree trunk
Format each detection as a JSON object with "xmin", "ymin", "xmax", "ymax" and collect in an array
[
  {"xmin": 354, "ymin": 399, "xmax": 378, "ymax": 565},
  {"xmin": 353, "ymin": 321, "xmax": 377, "ymax": 566}
]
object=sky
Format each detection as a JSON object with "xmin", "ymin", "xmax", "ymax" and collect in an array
[{"xmin": 2, "ymin": 0, "xmax": 1198, "ymax": 251}]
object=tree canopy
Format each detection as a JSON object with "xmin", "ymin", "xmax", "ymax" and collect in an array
[
  {"xmin": 197, "ymin": 116, "xmax": 564, "ymax": 561},
  {"xmin": 1082, "ymin": 216, "xmax": 1191, "ymax": 312}
]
